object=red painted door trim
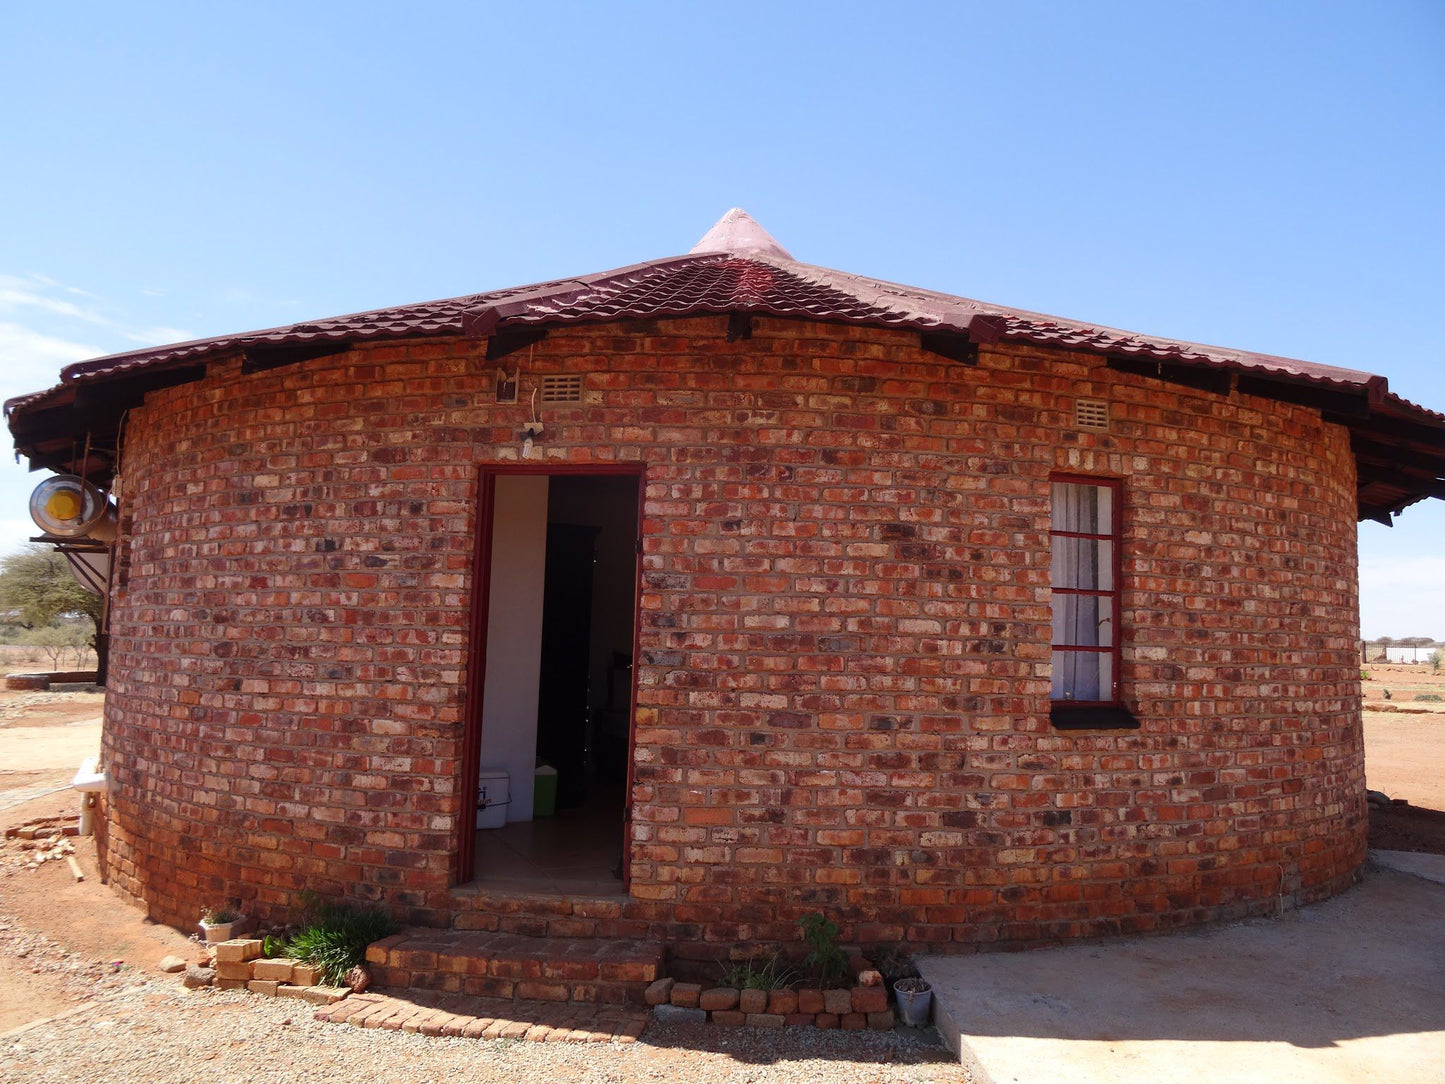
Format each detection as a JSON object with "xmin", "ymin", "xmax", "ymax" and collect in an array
[{"xmin": 455, "ymin": 462, "xmax": 647, "ymax": 889}]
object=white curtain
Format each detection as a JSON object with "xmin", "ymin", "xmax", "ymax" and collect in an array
[{"xmin": 1051, "ymin": 483, "xmax": 1112, "ymax": 701}]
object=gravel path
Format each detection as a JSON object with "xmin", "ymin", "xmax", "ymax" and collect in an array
[
  {"xmin": 0, "ymin": 770, "xmax": 968, "ymax": 1082},
  {"xmin": 0, "ymin": 689, "xmax": 105, "ymax": 724},
  {"xmin": 1, "ymin": 979, "xmax": 968, "ymax": 1084},
  {"xmin": 0, "ymin": 918, "xmax": 139, "ymax": 1002},
  {"xmin": 0, "ymin": 905, "xmax": 967, "ymax": 1084}
]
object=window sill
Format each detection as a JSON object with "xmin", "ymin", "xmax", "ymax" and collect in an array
[{"xmin": 1050, "ymin": 704, "xmax": 1140, "ymax": 730}]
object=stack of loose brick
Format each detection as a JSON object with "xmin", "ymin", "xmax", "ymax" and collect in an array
[
  {"xmin": 645, "ymin": 977, "xmax": 892, "ymax": 1030},
  {"xmin": 211, "ymin": 939, "xmax": 350, "ymax": 1005}
]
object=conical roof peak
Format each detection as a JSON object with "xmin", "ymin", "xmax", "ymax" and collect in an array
[{"xmin": 690, "ymin": 208, "xmax": 793, "ymax": 260}]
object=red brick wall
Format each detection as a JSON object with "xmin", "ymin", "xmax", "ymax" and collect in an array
[{"xmin": 97, "ymin": 316, "xmax": 1365, "ymax": 948}]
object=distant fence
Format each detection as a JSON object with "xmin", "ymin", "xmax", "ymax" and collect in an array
[{"xmin": 1362, "ymin": 643, "xmax": 1442, "ymax": 664}]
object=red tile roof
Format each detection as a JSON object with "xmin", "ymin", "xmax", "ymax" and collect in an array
[{"xmin": 6, "ymin": 209, "xmax": 1443, "ymax": 520}]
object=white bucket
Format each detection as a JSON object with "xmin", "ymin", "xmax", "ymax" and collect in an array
[{"xmin": 476, "ymin": 769, "xmax": 510, "ymax": 829}]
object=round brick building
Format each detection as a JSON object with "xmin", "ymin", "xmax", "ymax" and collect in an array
[{"xmin": 9, "ymin": 211, "xmax": 1439, "ymax": 954}]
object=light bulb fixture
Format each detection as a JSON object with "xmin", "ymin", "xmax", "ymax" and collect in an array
[{"xmin": 521, "ymin": 420, "xmax": 543, "ymax": 459}]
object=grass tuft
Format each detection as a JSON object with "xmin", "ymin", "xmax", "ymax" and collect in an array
[
  {"xmin": 718, "ymin": 953, "xmax": 797, "ymax": 990},
  {"xmin": 284, "ymin": 894, "xmax": 399, "ymax": 986}
]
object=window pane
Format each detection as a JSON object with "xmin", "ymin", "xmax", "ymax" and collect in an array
[
  {"xmin": 1052, "ymin": 649, "xmax": 1104, "ymax": 701},
  {"xmin": 1051, "ymin": 537, "xmax": 1114, "ymax": 590},
  {"xmin": 1051, "ymin": 483, "xmax": 1112, "ymax": 534},
  {"xmin": 1050, "ymin": 479, "xmax": 1118, "ymax": 706},
  {"xmin": 1052, "ymin": 595, "xmax": 1112, "ymax": 647}
]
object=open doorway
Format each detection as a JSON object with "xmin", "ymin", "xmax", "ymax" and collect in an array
[{"xmin": 466, "ymin": 469, "xmax": 641, "ymax": 894}]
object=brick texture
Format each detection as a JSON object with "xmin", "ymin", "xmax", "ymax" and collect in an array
[{"xmin": 94, "ymin": 315, "xmax": 1366, "ymax": 950}]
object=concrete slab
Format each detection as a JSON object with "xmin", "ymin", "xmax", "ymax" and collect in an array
[
  {"xmin": 917, "ymin": 865, "xmax": 1445, "ymax": 1084},
  {"xmin": 1371, "ymin": 848, "xmax": 1445, "ymax": 885}
]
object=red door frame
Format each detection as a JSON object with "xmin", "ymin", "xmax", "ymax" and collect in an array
[{"xmin": 454, "ymin": 462, "xmax": 648, "ymax": 887}]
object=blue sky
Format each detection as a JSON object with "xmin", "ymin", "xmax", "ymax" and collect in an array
[{"xmin": 1, "ymin": 2, "xmax": 1441, "ymax": 637}]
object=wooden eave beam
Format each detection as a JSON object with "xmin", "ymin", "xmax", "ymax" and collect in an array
[
  {"xmin": 241, "ymin": 342, "xmax": 351, "ymax": 374},
  {"xmin": 69, "ymin": 363, "xmax": 207, "ymax": 415},
  {"xmin": 1235, "ymin": 373, "xmax": 1372, "ymax": 418},
  {"xmin": 1331, "ymin": 410, "xmax": 1445, "ymax": 450},
  {"xmin": 7, "ymin": 402, "xmax": 88, "ymax": 444},
  {"xmin": 1350, "ymin": 434, "xmax": 1445, "ymax": 474},
  {"xmin": 919, "ymin": 331, "xmax": 979, "ymax": 365},
  {"xmin": 9, "ymin": 362, "xmax": 206, "ymax": 478},
  {"xmin": 1357, "ymin": 462, "xmax": 1445, "ymax": 496},
  {"xmin": 486, "ymin": 327, "xmax": 548, "ymax": 361},
  {"xmin": 1107, "ymin": 355, "xmax": 1233, "ymax": 395}
]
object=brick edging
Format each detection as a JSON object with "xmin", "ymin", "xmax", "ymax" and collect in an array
[{"xmin": 645, "ymin": 976, "xmax": 896, "ymax": 1031}]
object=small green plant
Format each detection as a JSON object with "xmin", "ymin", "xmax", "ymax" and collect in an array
[
  {"xmin": 283, "ymin": 894, "xmax": 399, "ymax": 986},
  {"xmin": 200, "ymin": 905, "xmax": 242, "ymax": 925},
  {"xmin": 1418, "ymin": 693, "xmax": 1442, "ymax": 702},
  {"xmin": 1360, "ymin": 670, "xmax": 1371, "ymax": 681},
  {"xmin": 799, "ymin": 911, "xmax": 848, "ymax": 989},
  {"xmin": 718, "ymin": 953, "xmax": 797, "ymax": 991}
]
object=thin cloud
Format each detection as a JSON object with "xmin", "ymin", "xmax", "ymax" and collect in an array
[
  {"xmin": 0, "ymin": 322, "xmax": 101, "ymax": 402},
  {"xmin": 26, "ymin": 272, "xmax": 97, "ymax": 298},
  {"xmin": 0, "ymin": 281, "xmax": 109, "ymax": 325},
  {"xmin": 0, "ymin": 321, "xmax": 101, "ymax": 365},
  {"xmin": 122, "ymin": 325, "xmax": 196, "ymax": 346},
  {"xmin": 1, "ymin": 272, "xmax": 194, "ymax": 364}
]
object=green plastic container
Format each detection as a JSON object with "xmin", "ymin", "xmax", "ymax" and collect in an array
[{"xmin": 533, "ymin": 763, "xmax": 558, "ymax": 818}]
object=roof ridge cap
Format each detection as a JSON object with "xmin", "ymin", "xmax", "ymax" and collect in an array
[{"xmin": 691, "ymin": 209, "xmax": 793, "ymax": 260}]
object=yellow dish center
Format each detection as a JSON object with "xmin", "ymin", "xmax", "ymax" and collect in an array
[{"xmin": 46, "ymin": 490, "xmax": 82, "ymax": 521}]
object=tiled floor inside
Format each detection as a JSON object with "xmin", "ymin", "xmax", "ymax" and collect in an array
[{"xmin": 473, "ymin": 786, "xmax": 626, "ymax": 895}]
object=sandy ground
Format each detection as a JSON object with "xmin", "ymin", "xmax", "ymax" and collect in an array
[
  {"xmin": 0, "ymin": 688, "xmax": 104, "ymax": 813},
  {"xmin": 1364, "ymin": 712, "xmax": 1445, "ymax": 808},
  {"xmin": 1361, "ymin": 660, "xmax": 1445, "ymax": 704},
  {"xmin": 0, "ymin": 689, "xmax": 193, "ymax": 1033},
  {"xmin": 1363, "ymin": 669, "xmax": 1445, "ymax": 853},
  {"xmin": 1362, "ymin": 663, "xmax": 1444, "ymax": 814}
]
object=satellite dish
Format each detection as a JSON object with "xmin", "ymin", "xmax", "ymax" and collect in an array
[
  {"xmin": 62, "ymin": 550, "xmax": 111, "ymax": 595},
  {"xmin": 29, "ymin": 475, "xmax": 117, "ymax": 542}
]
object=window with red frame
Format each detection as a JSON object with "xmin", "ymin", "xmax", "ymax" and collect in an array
[{"xmin": 1050, "ymin": 476, "xmax": 1125, "ymax": 713}]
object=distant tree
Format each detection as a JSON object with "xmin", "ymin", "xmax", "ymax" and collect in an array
[
  {"xmin": 0, "ymin": 545, "xmax": 103, "ymax": 647},
  {"xmin": 22, "ymin": 625, "xmax": 88, "ymax": 670},
  {"xmin": 1433, "ymin": 649, "xmax": 1442, "ymax": 674}
]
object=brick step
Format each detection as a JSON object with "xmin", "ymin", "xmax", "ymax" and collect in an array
[
  {"xmin": 365, "ymin": 929, "xmax": 665, "ymax": 1005},
  {"xmin": 315, "ymin": 988, "xmax": 649, "ymax": 1043}
]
